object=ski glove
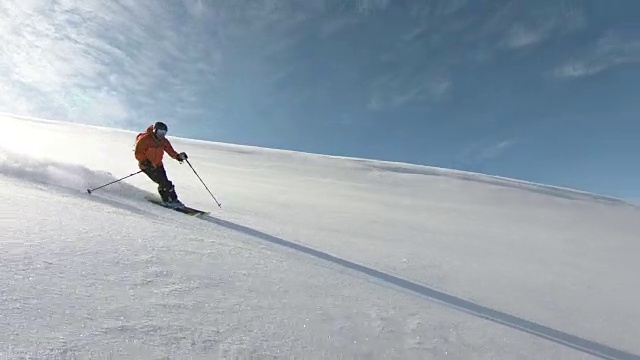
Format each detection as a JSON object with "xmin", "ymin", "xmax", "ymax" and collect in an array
[
  {"xmin": 141, "ymin": 159, "xmax": 153, "ymax": 169},
  {"xmin": 177, "ymin": 152, "xmax": 188, "ymax": 161}
]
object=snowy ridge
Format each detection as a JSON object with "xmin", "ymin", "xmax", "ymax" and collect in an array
[
  {"xmin": 7, "ymin": 112, "xmax": 617, "ymax": 207},
  {"xmin": 2, "ymin": 114, "xmax": 640, "ymax": 359},
  {"xmin": 3, "ymin": 113, "xmax": 632, "ymax": 206},
  {"xmin": 360, "ymin": 161, "xmax": 632, "ymax": 206},
  {"xmin": 179, "ymin": 135, "xmax": 631, "ymax": 206}
]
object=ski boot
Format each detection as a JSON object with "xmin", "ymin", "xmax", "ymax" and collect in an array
[{"xmin": 162, "ymin": 199, "xmax": 185, "ymax": 209}]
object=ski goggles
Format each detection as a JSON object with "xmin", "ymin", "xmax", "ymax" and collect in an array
[{"xmin": 155, "ymin": 129, "xmax": 167, "ymax": 136}]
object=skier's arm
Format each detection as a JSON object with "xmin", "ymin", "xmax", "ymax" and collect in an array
[
  {"xmin": 164, "ymin": 140, "xmax": 188, "ymax": 161},
  {"xmin": 164, "ymin": 140, "xmax": 180, "ymax": 159}
]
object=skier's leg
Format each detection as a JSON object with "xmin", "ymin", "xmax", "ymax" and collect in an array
[
  {"xmin": 141, "ymin": 167, "xmax": 158, "ymax": 183},
  {"xmin": 155, "ymin": 165, "xmax": 179, "ymax": 203},
  {"xmin": 143, "ymin": 166, "xmax": 171, "ymax": 202}
]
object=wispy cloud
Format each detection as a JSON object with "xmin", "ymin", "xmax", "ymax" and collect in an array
[
  {"xmin": 456, "ymin": 139, "xmax": 518, "ymax": 169},
  {"xmin": 363, "ymin": 1, "xmax": 589, "ymax": 111},
  {"xmin": 465, "ymin": 0, "xmax": 586, "ymax": 55},
  {"xmin": 478, "ymin": 139, "xmax": 516, "ymax": 161},
  {"xmin": 0, "ymin": 0, "xmax": 594, "ymax": 128},
  {"xmin": 367, "ymin": 72, "xmax": 451, "ymax": 111},
  {"xmin": 553, "ymin": 30, "xmax": 640, "ymax": 78},
  {"xmin": 500, "ymin": 23, "xmax": 550, "ymax": 49},
  {"xmin": 0, "ymin": 0, "xmax": 219, "ymax": 128},
  {"xmin": 181, "ymin": 0, "xmax": 208, "ymax": 19}
]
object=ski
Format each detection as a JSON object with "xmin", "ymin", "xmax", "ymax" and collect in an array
[{"xmin": 145, "ymin": 197, "xmax": 210, "ymax": 217}]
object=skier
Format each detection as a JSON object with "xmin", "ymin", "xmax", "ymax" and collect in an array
[{"xmin": 134, "ymin": 121, "xmax": 188, "ymax": 208}]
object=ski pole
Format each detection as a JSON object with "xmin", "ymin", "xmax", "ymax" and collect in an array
[
  {"xmin": 86, "ymin": 170, "xmax": 143, "ymax": 194},
  {"xmin": 185, "ymin": 159, "xmax": 222, "ymax": 207}
]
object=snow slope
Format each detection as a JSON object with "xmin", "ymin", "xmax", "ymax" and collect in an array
[{"xmin": 1, "ymin": 114, "xmax": 639, "ymax": 360}]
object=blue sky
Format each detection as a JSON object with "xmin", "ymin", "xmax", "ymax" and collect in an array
[{"xmin": 1, "ymin": 0, "xmax": 639, "ymax": 201}]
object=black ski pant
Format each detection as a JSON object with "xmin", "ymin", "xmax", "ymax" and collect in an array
[{"xmin": 142, "ymin": 164, "xmax": 178, "ymax": 202}]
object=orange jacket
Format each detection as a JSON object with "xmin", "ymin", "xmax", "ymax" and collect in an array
[{"xmin": 134, "ymin": 125, "xmax": 179, "ymax": 169}]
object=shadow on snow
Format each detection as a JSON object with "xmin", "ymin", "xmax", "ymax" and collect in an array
[{"xmin": 200, "ymin": 214, "xmax": 638, "ymax": 360}]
